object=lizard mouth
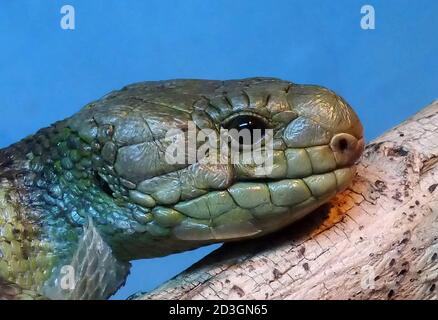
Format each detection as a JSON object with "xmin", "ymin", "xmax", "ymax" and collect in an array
[{"xmin": 128, "ymin": 134, "xmax": 364, "ymax": 242}]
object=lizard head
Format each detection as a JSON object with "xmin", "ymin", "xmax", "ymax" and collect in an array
[{"xmin": 29, "ymin": 78, "xmax": 363, "ymax": 259}]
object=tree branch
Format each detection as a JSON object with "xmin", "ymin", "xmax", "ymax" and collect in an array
[{"xmin": 138, "ymin": 101, "xmax": 438, "ymax": 300}]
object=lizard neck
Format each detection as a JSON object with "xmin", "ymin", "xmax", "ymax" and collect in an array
[{"xmin": 0, "ymin": 122, "xmax": 130, "ymax": 299}]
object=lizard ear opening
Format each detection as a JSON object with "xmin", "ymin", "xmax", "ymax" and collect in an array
[{"xmin": 94, "ymin": 172, "xmax": 114, "ymax": 197}]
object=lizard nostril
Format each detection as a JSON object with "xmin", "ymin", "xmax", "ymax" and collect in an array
[
  {"xmin": 330, "ymin": 133, "xmax": 364, "ymax": 166},
  {"xmin": 337, "ymin": 138, "xmax": 349, "ymax": 152}
]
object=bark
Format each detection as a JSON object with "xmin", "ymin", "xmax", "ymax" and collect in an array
[{"xmin": 138, "ymin": 100, "xmax": 438, "ymax": 300}]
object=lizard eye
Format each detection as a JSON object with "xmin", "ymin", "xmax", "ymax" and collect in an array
[{"xmin": 222, "ymin": 114, "xmax": 268, "ymax": 146}]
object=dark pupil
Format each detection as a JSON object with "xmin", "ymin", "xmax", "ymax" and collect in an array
[{"xmin": 224, "ymin": 115, "xmax": 267, "ymax": 146}]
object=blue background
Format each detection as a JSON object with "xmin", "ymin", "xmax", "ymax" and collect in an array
[{"xmin": 1, "ymin": 0, "xmax": 437, "ymax": 299}]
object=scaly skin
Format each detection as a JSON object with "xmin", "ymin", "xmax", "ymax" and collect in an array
[{"xmin": 0, "ymin": 78, "xmax": 364, "ymax": 299}]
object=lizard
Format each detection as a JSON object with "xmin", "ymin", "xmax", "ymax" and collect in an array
[{"xmin": 0, "ymin": 77, "xmax": 364, "ymax": 299}]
